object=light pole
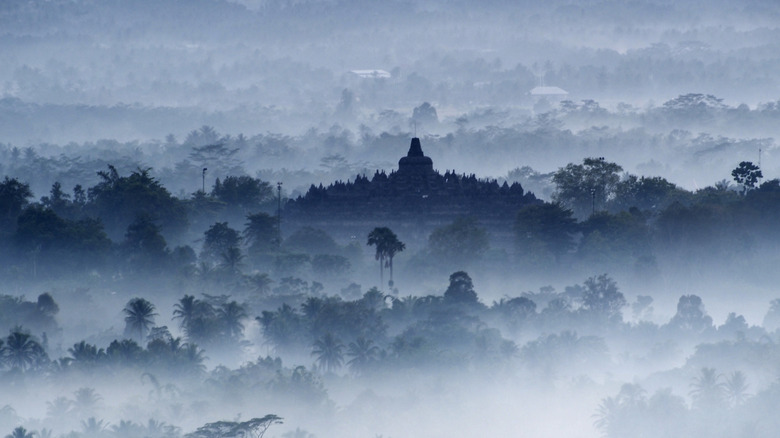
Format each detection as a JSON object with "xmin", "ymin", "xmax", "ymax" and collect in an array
[
  {"xmin": 590, "ymin": 188, "xmax": 596, "ymax": 216},
  {"xmin": 202, "ymin": 168, "xmax": 208, "ymax": 193},
  {"xmin": 277, "ymin": 182, "xmax": 283, "ymax": 248}
]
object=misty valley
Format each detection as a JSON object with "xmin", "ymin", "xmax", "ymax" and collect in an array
[{"xmin": 3, "ymin": 0, "xmax": 780, "ymax": 437}]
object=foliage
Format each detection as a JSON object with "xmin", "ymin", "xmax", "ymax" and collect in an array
[
  {"xmin": 86, "ymin": 166, "xmax": 187, "ymax": 240},
  {"xmin": 211, "ymin": 175, "xmax": 273, "ymax": 213},
  {"xmin": 580, "ymin": 274, "xmax": 626, "ymax": 323},
  {"xmin": 552, "ymin": 157, "xmax": 623, "ymax": 218},
  {"xmin": 515, "ymin": 203, "xmax": 577, "ymax": 264},
  {"xmin": 244, "ymin": 212, "xmax": 278, "ymax": 256},
  {"xmin": 311, "ymin": 333, "xmax": 344, "ymax": 373},
  {"xmin": 443, "ymin": 271, "xmax": 479, "ymax": 305},
  {"xmin": 200, "ymin": 222, "xmax": 241, "ymax": 265},
  {"xmin": 367, "ymin": 227, "xmax": 405, "ymax": 288},
  {"xmin": 427, "ymin": 217, "xmax": 488, "ymax": 269},
  {"xmin": 0, "ymin": 177, "xmax": 33, "ymax": 234},
  {"xmin": 123, "ymin": 298, "xmax": 158, "ymax": 343},
  {"xmin": 731, "ymin": 161, "xmax": 762, "ymax": 194},
  {"xmin": 186, "ymin": 415, "xmax": 281, "ymax": 438}
]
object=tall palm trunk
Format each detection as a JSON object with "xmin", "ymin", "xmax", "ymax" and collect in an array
[{"xmin": 379, "ymin": 255, "xmax": 384, "ymax": 290}]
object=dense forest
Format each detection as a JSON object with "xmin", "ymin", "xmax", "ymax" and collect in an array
[{"xmin": 4, "ymin": 0, "xmax": 780, "ymax": 437}]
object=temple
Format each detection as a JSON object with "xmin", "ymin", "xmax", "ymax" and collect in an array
[{"xmin": 284, "ymin": 137, "xmax": 539, "ymax": 240}]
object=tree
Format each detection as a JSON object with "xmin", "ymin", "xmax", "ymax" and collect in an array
[
  {"xmin": 311, "ymin": 254, "xmax": 351, "ymax": 278},
  {"xmin": 244, "ymin": 212, "xmax": 278, "ymax": 256},
  {"xmin": 443, "ymin": 271, "xmax": 478, "ymax": 305},
  {"xmin": 666, "ymin": 295, "xmax": 713, "ymax": 333},
  {"xmin": 219, "ymin": 246, "xmax": 245, "ymax": 276},
  {"xmin": 552, "ymin": 157, "xmax": 623, "ymax": 218},
  {"xmin": 123, "ymin": 213, "xmax": 169, "ymax": 271},
  {"xmin": 283, "ymin": 227, "xmax": 339, "ymax": 255},
  {"xmin": 731, "ymin": 161, "xmax": 762, "ymax": 194},
  {"xmin": 346, "ymin": 337, "xmax": 380, "ymax": 376},
  {"xmin": 427, "ymin": 217, "xmax": 488, "ymax": 269},
  {"xmin": 247, "ymin": 273, "xmax": 273, "ymax": 295},
  {"xmin": 311, "ymin": 333, "xmax": 344, "ymax": 373},
  {"xmin": 580, "ymin": 274, "xmax": 626, "ymax": 322},
  {"xmin": 5, "ymin": 427, "xmax": 34, "ymax": 438},
  {"xmin": 173, "ymin": 295, "xmax": 199, "ymax": 337},
  {"xmin": 3, "ymin": 328, "xmax": 48, "ymax": 371},
  {"xmin": 0, "ymin": 177, "xmax": 33, "ymax": 234},
  {"xmin": 123, "ymin": 298, "xmax": 158, "ymax": 343},
  {"xmin": 186, "ymin": 415, "xmax": 282, "ymax": 438},
  {"xmin": 515, "ymin": 203, "xmax": 577, "ymax": 263},
  {"xmin": 212, "ymin": 175, "xmax": 272, "ymax": 213},
  {"xmin": 610, "ymin": 175, "xmax": 683, "ymax": 213},
  {"xmin": 690, "ymin": 367, "xmax": 725, "ymax": 410},
  {"xmin": 86, "ymin": 166, "xmax": 187, "ymax": 240},
  {"xmin": 724, "ymin": 370, "xmax": 749, "ymax": 407},
  {"xmin": 218, "ymin": 301, "xmax": 247, "ymax": 340},
  {"xmin": 201, "ymin": 222, "xmax": 241, "ymax": 265},
  {"xmin": 367, "ymin": 227, "xmax": 405, "ymax": 289}
]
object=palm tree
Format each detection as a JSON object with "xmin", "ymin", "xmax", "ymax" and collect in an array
[
  {"xmin": 46, "ymin": 396, "xmax": 73, "ymax": 418},
  {"xmin": 73, "ymin": 387, "xmax": 102, "ymax": 417},
  {"xmin": 346, "ymin": 337, "xmax": 380, "ymax": 376},
  {"xmin": 220, "ymin": 246, "xmax": 245, "ymax": 276},
  {"xmin": 311, "ymin": 333, "xmax": 344, "ymax": 373},
  {"xmin": 247, "ymin": 272, "xmax": 273, "ymax": 295},
  {"xmin": 68, "ymin": 341, "xmax": 105, "ymax": 368},
  {"xmin": 724, "ymin": 370, "xmax": 749, "ymax": 407},
  {"xmin": 172, "ymin": 295, "xmax": 197, "ymax": 336},
  {"xmin": 367, "ymin": 227, "xmax": 405, "ymax": 289},
  {"xmin": 179, "ymin": 343, "xmax": 207, "ymax": 376},
  {"xmin": 690, "ymin": 367, "xmax": 725, "ymax": 409},
  {"xmin": 5, "ymin": 427, "xmax": 34, "ymax": 438},
  {"xmin": 593, "ymin": 396, "xmax": 618, "ymax": 435},
  {"xmin": 123, "ymin": 298, "xmax": 158, "ymax": 343},
  {"xmin": 4, "ymin": 329, "xmax": 46, "ymax": 371},
  {"xmin": 218, "ymin": 301, "xmax": 248, "ymax": 340},
  {"xmin": 80, "ymin": 417, "xmax": 108, "ymax": 437}
]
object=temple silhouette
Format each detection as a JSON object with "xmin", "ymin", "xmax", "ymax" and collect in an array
[{"xmin": 285, "ymin": 137, "xmax": 539, "ymax": 240}]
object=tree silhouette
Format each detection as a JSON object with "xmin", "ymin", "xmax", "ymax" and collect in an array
[
  {"xmin": 173, "ymin": 295, "xmax": 198, "ymax": 337},
  {"xmin": 219, "ymin": 246, "xmax": 245, "ymax": 276},
  {"xmin": 247, "ymin": 273, "xmax": 273, "ymax": 295},
  {"xmin": 553, "ymin": 157, "xmax": 622, "ymax": 218},
  {"xmin": 580, "ymin": 274, "xmax": 626, "ymax": 322},
  {"xmin": 4, "ymin": 427, "xmax": 34, "ymax": 438},
  {"xmin": 690, "ymin": 367, "xmax": 725, "ymax": 410},
  {"xmin": 724, "ymin": 370, "xmax": 749, "ymax": 407},
  {"xmin": 0, "ymin": 177, "xmax": 33, "ymax": 234},
  {"xmin": 428, "ymin": 217, "xmax": 489, "ymax": 269},
  {"xmin": 731, "ymin": 161, "xmax": 762, "ymax": 194},
  {"xmin": 346, "ymin": 337, "xmax": 380, "ymax": 376},
  {"xmin": 3, "ymin": 329, "xmax": 47, "ymax": 371},
  {"xmin": 443, "ymin": 271, "xmax": 478, "ymax": 304},
  {"xmin": 311, "ymin": 333, "xmax": 344, "ymax": 373},
  {"xmin": 201, "ymin": 222, "xmax": 241, "ymax": 265},
  {"xmin": 244, "ymin": 212, "xmax": 278, "ymax": 257},
  {"xmin": 367, "ymin": 227, "xmax": 405, "ymax": 289},
  {"xmin": 123, "ymin": 298, "xmax": 158, "ymax": 343},
  {"xmin": 72, "ymin": 388, "xmax": 102, "ymax": 418},
  {"xmin": 186, "ymin": 415, "xmax": 282, "ymax": 438},
  {"xmin": 515, "ymin": 203, "xmax": 577, "ymax": 264},
  {"xmin": 218, "ymin": 301, "xmax": 248, "ymax": 340}
]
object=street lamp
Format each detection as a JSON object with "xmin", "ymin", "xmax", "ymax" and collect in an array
[
  {"xmin": 277, "ymin": 182, "xmax": 283, "ymax": 248},
  {"xmin": 202, "ymin": 168, "xmax": 208, "ymax": 193},
  {"xmin": 590, "ymin": 188, "xmax": 596, "ymax": 215}
]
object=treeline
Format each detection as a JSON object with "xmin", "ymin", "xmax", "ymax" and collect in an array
[{"xmin": 4, "ymin": 267, "xmax": 780, "ymax": 436}]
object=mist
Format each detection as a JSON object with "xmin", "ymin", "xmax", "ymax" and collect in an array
[{"xmin": 3, "ymin": 1, "xmax": 780, "ymax": 437}]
